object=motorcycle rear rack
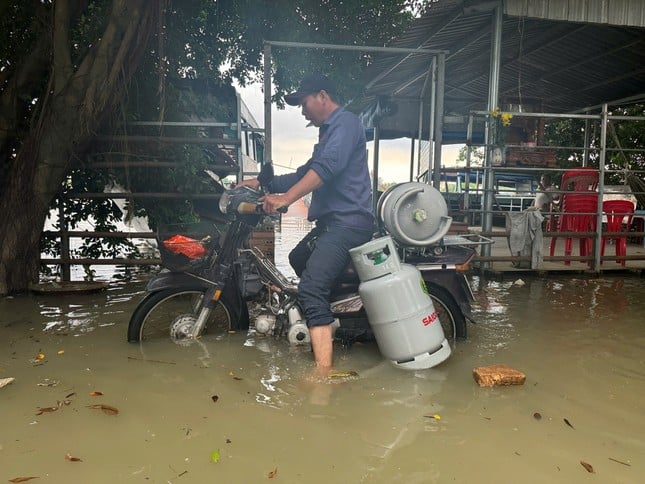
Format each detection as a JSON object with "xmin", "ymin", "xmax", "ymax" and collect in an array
[{"xmin": 441, "ymin": 234, "xmax": 494, "ymax": 248}]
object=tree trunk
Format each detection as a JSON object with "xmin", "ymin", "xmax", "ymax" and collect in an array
[{"xmin": 0, "ymin": 0, "xmax": 163, "ymax": 295}]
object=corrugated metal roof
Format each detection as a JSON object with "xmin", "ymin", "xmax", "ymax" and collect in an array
[
  {"xmin": 355, "ymin": 0, "xmax": 645, "ymax": 140},
  {"xmin": 507, "ymin": 0, "xmax": 645, "ymax": 28}
]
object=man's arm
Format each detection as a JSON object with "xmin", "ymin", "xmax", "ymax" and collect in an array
[{"xmin": 260, "ymin": 169, "xmax": 323, "ymax": 214}]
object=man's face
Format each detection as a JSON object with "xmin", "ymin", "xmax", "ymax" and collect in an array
[{"xmin": 299, "ymin": 91, "xmax": 327, "ymax": 127}]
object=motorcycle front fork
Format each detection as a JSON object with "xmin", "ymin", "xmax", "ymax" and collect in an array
[{"xmin": 188, "ymin": 285, "xmax": 221, "ymax": 339}]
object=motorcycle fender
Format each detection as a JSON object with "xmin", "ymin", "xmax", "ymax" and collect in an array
[
  {"xmin": 145, "ymin": 271, "xmax": 215, "ymax": 293},
  {"xmin": 421, "ymin": 270, "xmax": 474, "ymax": 321}
]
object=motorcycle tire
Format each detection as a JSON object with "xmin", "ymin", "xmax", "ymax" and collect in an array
[
  {"xmin": 425, "ymin": 283, "xmax": 467, "ymax": 343},
  {"xmin": 127, "ymin": 286, "xmax": 248, "ymax": 343}
]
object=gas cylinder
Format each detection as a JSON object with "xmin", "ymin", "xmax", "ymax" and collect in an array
[{"xmin": 349, "ymin": 236, "xmax": 451, "ymax": 370}]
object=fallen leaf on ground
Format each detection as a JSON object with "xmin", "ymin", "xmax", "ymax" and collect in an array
[
  {"xmin": 65, "ymin": 453, "xmax": 82, "ymax": 462},
  {"xmin": 87, "ymin": 404, "xmax": 119, "ymax": 415},
  {"xmin": 89, "ymin": 391, "xmax": 103, "ymax": 396},
  {"xmin": 9, "ymin": 478, "xmax": 39, "ymax": 483},
  {"xmin": 580, "ymin": 461, "xmax": 594, "ymax": 473},
  {"xmin": 268, "ymin": 468, "xmax": 278, "ymax": 478}
]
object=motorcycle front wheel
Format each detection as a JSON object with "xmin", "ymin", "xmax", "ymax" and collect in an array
[{"xmin": 127, "ymin": 286, "xmax": 248, "ymax": 343}]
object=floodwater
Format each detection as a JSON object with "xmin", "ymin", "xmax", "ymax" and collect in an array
[{"xmin": 1, "ymin": 218, "xmax": 644, "ymax": 483}]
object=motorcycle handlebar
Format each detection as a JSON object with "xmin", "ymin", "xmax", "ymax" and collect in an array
[{"xmin": 236, "ymin": 201, "xmax": 288, "ymax": 215}]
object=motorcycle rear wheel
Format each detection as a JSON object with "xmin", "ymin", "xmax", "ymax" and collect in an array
[
  {"xmin": 426, "ymin": 284, "xmax": 467, "ymax": 344},
  {"xmin": 127, "ymin": 287, "xmax": 247, "ymax": 343}
]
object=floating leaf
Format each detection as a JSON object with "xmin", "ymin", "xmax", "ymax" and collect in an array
[
  {"xmin": 211, "ymin": 395, "xmax": 219, "ymax": 403},
  {"xmin": 36, "ymin": 353, "xmax": 45, "ymax": 360},
  {"xmin": 424, "ymin": 414, "xmax": 441, "ymax": 420},
  {"xmin": 36, "ymin": 406, "xmax": 60, "ymax": 415},
  {"xmin": 267, "ymin": 468, "xmax": 278, "ymax": 478},
  {"xmin": 533, "ymin": 412, "xmax": 542, "ymax": 420},
  {"xmin": 89, "ymin": 391, "xmax": 103, "ymax": 396},
  {"xmin": 65, "ymin": 453, "xmax": 82, "ymax": 462},
  {"xmin": 0, "ymin": 377, "xmax": 15, "ymax": 389},
  {"xmin": 9, "ymin": 478, "xmax": 39, "ymax": 483},
  {"xmin": 87, "ymin": 404, "xmax": 119, "ymax": 415},
  {"xmin": 328, "ymin": 370, "xmax": 358, "ymax": 379},
  {"xmin": 608, "ymin": 457, "xmax": 630, "ymax": 467},
  {"xmin": 57, "ymin": 350, "xmax": 65, "ymax": 355},
  {"xmin": 210, "ymin": 449, "xmax": 220, "ymax": 463},
  {"xmin": 226, "ymin": 438, "xmax": 232, "ymax": 444},
  {"xmin": 36, "ymin": 379, "xmax": 59, "ymax": 387},
  {"xmin": 564, "ymin": 418, "xmax": 575, "ymax": 429},
  {"xmin": 65, "ymin": 392, "xmax": 76, "ymax": 399},
  {"xmin": 580, "ymin": 461, "xmax": 594, "ymax": 473}
]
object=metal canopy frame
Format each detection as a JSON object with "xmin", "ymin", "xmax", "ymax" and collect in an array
[
  {"xmin": 262, "ymin": 40, "xmax": 448, "ymax": 215},
  {"xmin": 349, "ymin": 0, "xmax": 645, "ymax": 264}
]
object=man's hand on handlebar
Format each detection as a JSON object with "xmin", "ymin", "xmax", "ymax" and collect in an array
[{"xmin": 259, "ymin": 193, "xmax": 289, "ymax": 215}]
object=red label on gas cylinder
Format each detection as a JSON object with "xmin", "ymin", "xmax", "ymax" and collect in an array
[{"xmin": 422, "ymin": 312, "xmax": 438, "ymax": 326}]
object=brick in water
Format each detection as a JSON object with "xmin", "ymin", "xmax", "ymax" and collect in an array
[{"xmin": 473, "ymin": 364, "xmax": 526, "ymax": 387}]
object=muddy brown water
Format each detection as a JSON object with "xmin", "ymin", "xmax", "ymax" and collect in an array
[{"xmin": 1, "ymin": 218, "xmax": 644, "ymax": 483}]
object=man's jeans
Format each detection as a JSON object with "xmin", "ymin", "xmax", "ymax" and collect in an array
[{"xmin": 289, "ymin": 224, "xmax": 373, "ymax": 327}]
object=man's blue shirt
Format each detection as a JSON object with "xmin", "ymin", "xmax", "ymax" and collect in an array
[{"xmin": 269, "ymin": 107, "xmax": 374, "ymax": 231}]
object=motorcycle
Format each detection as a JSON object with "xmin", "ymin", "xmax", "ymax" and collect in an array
[{"xmin": 127, "ymin": 170, "xmax": 483, "ymax": 369}]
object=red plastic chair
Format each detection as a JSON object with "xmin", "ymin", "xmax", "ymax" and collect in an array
[
  {"xmin": 601, "ymin": 200, "xmax": 634, "ymax": 266},
  {"xmin": 560, "ymin": 167, "xmax": 599, "ymax": 193},
  {"xmin": 549, "ymin": 192, "xmax": 598, "ymax": 265}
]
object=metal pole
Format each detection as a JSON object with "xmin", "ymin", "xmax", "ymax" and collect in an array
[
  {"xmin": 593, "ymin": 103, "xmax": 608, "ymax": 271},
  {"xmin": 235, "ymin": 92, "xmax": 243, "ymax": 181},
  {"xmin": 416, "ymin": 100, "xmax": 424, "ymax": 179},
  {"xmin": 266, "ymin": 40, "xmax": 447, "ymax": 56},
  {"xmin": 372, "ymin": 124, "xmax": 381, "ymax": 216},
  {"xmin": 263, "ymin": 43, "xmax": 272, "ymax": 168},
  {"xmin": 432, "ymin": 54, "xmax": 445, "ymax": 190},
  {"xmin": 583, "ymin": 111, "xmax": 591, "ymax": 167},
  {"xmin": 409, "ymin": 137, "xmax": 416, "ymax": 182},
  {"xmin": 481, "ymin": 3, "xmax": 503, "ymax": 262}
]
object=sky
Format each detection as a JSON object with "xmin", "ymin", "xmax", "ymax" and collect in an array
[{"xmin": 236, "ymin": 82, "xmax": 460, "ymax": 183}]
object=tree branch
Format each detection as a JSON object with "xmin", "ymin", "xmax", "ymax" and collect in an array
[{"xmin": 52, "ymin": 0, "xmax": 74, "ymax": 94}]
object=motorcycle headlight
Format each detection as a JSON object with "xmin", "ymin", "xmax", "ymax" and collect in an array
[
  {"xmin": 218, "ymin": 191, "xmax": 230, "ymax": 214},
  {"xmin": 218, "ymin": 186, "xmax": 262, "ymax": 215}
]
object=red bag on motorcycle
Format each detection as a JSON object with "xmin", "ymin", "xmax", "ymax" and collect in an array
[{"xmin": 163, "ymin": 235, "xmax": 207, "ymax": 259}]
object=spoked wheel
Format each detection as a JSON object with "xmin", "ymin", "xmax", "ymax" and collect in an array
[
  {"xmin": 127, "ymin": 286, "xmax": 247, "ymax": 343},
  {"xmin": 427, "ymin": 285, "xmax": 467, "ymax": 346}
]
